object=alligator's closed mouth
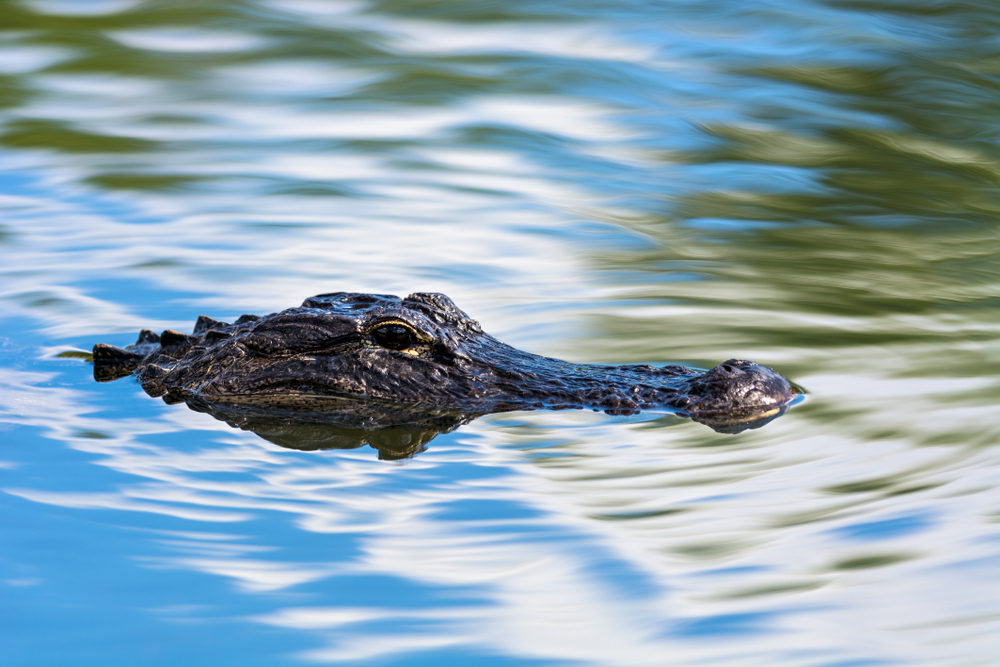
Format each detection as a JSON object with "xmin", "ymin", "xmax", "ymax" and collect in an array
[{"xmin": 92, "ymin": 292, "xmax": 799, "ymax": 452}]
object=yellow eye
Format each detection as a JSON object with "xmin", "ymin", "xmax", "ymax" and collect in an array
[{"xmin": 371, "ymin": 324, "xmax": 414, "ymax": 350}]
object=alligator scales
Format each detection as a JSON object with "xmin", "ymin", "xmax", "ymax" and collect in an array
[{"xmin": 93, "ymin": 292, "xmax": 796, "ymax": 433}]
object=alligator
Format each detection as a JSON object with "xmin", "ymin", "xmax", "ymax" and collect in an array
[{"xmin": 92, "ymin": 292, "xmax": 797, "ymax": 455}]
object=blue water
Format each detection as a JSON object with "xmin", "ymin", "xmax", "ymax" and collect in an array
[{"xmin": 2, "ymin": 0, "xmax": 999, "ymax": 665}]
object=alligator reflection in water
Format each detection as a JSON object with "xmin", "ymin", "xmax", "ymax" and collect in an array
[
  {"xmin": 92, "ymin": 292, "xmax": 796, "ymax": 457},
  {"xmin": 181, "ymin": 395, "xmax": 470, "ymax": 460}
]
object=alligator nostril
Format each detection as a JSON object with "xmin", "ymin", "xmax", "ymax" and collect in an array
[{"xmin": 721, "ymin": 364, "xmax": 736, "ymax": 373}]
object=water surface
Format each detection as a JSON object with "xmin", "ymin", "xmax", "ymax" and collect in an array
[{"xmin": 1, "ymin": 1, "xmax": 998, "ymax": 665}]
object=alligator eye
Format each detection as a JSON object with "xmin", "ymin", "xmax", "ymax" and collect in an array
[{"xmin": 371, "ymin": 324, "xmax": 414, "ymax": 350}]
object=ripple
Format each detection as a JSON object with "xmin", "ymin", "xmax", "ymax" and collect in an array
[{"xmin": 1, "ymin": 0, "xmax": 998, "ymax": 664}]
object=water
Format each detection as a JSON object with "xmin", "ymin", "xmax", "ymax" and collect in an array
[{"xmin": 1, "ymin": 0, "xmax": 998, "ymax": 665}]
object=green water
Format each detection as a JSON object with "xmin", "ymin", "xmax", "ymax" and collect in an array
[{"xmin": 0, "ymin": 0, "xmax": 997, "ymax": 665}]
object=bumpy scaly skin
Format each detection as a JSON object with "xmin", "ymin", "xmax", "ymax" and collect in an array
[{"xmin": 93, "ymin": 292, "xmax": 795, "ymax": 431}]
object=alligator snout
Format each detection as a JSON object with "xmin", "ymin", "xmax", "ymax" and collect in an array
[{"xmin": 684, "ymin": 359, "xmax": 795, "ymax": 417}]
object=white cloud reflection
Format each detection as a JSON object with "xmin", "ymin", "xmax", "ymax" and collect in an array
[
  {"xmin": 109, "ymin": 29, "xmax": 270, "ymax": 54},
  {"xmin": 0, "ymin": 43, "xmax": 73, "ymax": 74},
  {"xmin": 383, "ymin": 21, "xmax": 658, "ymax": 63},
  {"xmin": 28, "ymin": 0, "xmax": 139, "ymax": 16},
  {"xmin": 5, "ymin": 488, "xmax": 249, "ymax": 522}
]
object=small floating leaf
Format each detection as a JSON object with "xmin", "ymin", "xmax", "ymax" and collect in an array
[{"xmin": 56, "ymin": 349, "xmax": 93, "ymax": 362}]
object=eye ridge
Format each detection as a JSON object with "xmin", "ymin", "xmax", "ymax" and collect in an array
[{"xmin": 371, "ymin": 322, "xmax": 416, "ymax": 350}]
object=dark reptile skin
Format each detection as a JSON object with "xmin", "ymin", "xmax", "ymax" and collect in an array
[{"xmin": 93, "ymin": 292, "xmax": 796, "ymax": 443}]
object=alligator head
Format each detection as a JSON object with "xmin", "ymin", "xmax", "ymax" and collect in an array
[{"xmin": 92, "ymin": 292, "xmax": 797, "ymax": 454}]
